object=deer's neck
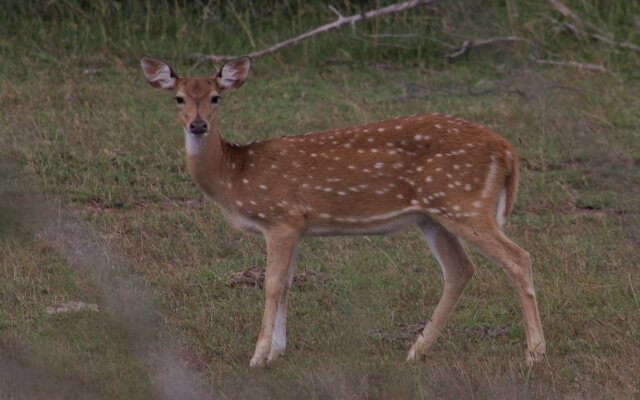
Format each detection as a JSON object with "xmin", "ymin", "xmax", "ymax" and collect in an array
[{"xmin": 184, "ymin": 126, "xmax": 232, "ymax": 204}]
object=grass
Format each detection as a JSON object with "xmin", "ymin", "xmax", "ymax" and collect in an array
[{"xmin": 1, "ymin": 1, "xmax": 639, "ymax": 398}]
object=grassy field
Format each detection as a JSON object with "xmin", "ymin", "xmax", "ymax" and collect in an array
[{"xmin": 1, "ymin": 1, "xmax": 639, "ymax": 398}]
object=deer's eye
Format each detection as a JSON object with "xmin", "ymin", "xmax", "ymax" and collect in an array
[
  {"xmin": 174, "ymin": 96, "xmax": 185, "ymax": 105},
  {"xmin": 211, "ymin": 95, "xmax": 220, "ymax": 104}
]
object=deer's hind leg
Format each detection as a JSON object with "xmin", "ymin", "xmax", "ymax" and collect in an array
[
  {"xmin": 408, "ymin": 221, "xmax": 476, "ymax": 360},
  {"xmin": 438, "ymin": 219, "xmax": 546, "ymax": 365}
]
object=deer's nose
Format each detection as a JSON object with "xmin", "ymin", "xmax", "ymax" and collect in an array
[{"xmin": 189, "ymin": 120, "xmax": 208, "ymax": 135}]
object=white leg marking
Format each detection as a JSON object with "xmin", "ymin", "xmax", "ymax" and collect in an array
[
  {"xmin": 271, "ymin": 303, "xmax": 287, "ymax": 351},
  {"xmin": 496, "ymin": 189, "xmax": 507, "ymax": 228},
  {"xmin": 407, "ymin": 223, "xmax": 447, "ymax": 361},
  {"xmin": 268, "ymin": 244, "xmax": 298, "ymax": 362},
  {"xmin": 421, "ymin": 223, "xmax": 448, "ymax": 279}
]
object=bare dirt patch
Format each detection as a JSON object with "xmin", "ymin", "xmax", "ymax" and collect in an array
[{"xmin": 227, "ymin": 266, "xmax": 323, "ymax": 290}]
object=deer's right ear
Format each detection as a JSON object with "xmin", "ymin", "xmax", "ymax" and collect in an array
[{"xmin": 140, "ymin": 57, "xmax": 178, "ymax": 90}]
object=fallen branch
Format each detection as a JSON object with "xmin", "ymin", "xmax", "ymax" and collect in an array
[
  {"xmin": 548, "ymin": 0, "xmax": 640, "ymax": 53},
  {"xmin": 534, "ymin": 58, "xmax": 608, "ymax": 73},
  {"xmin": 591, "ymin": 33, "xmax": 640, "ymax": 53},
  {"xmin": 547, "ymin": 0, "xmax": 606, "ymax": 36},
  {"xmin": 556, "ymin": 21, "xmax": 587, "ymax": 40},
  {"xmin": 447, "ymin": 36, "xmax": 532, "ymax": 59},
  {"xmin": 548, "ymin": 0, "xmax": 581, "ymax": 25},
  {"xmin": 202, "ymin": 0, "xmax": 438, "ymax": 62}
]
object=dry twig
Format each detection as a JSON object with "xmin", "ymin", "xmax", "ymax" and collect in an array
[
  {"xmin": 534, "ymin": 58, "xmax": 608, "ymax": 73},
  {"xmin": 447, "ymin": 36, "xmax": 532, "ymax": 58},
  {"xmin": 591, "ymin": 33, "xmax": 640, "ymax": 53},
  {"xmin": 202, "ymin": 0, "xmax": 438, "ymax": 62},
  {"xmin": 548, "ymin": 0, "xmax": 640, "ymax": 53},
  {"xmin": 548, "ymin": 0, "xmax": 606, "ymax": 35}
]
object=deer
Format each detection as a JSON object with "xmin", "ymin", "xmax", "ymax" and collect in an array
[{"xmin": 140, "ymin": 56, "xmax": 546, "ymax": 367}]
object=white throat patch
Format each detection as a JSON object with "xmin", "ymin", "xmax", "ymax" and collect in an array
[{"xmin": 184, "ymin": 129, "xmax": 208, "ymax": 155}]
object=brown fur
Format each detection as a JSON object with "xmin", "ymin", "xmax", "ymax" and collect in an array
[{"xmin": 184, "ymin": 114, "xmax": 517, "ymax": 234}]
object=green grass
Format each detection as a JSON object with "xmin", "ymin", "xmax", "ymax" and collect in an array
[{"xmin": 1, "ymin": 1, "xmax": 639, "ymax": 399}]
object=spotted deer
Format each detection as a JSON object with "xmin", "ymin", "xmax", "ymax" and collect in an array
[{"xmin": 140, "ymin": 56, "xmax": 545, "ymax": 367}]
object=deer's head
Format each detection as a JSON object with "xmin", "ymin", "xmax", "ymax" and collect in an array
[{"xmin": 140, "ymin": 57, "xmax": 251, "ymax": 136}]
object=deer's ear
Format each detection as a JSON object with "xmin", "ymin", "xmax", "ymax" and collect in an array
[
  {"xmin": 216, "ymin": 56, "xmax": 251, "ymax": 91},
  {"xmin": 140, "ymin": 57, "xmax": 178, "ymax": 90}
]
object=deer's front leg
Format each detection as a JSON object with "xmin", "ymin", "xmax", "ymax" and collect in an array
[
  {"xmin": 268, "ymin": 240, "xmax": 298, "ymax": 363},
  {"xmin": 249, "ymin": 229, "xmax": 299, "ymax": 367}
]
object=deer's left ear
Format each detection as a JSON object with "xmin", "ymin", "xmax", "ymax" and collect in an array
[
  {"xmin": 140, "ymin": 57, "xmax": 178, "ymax": 90},
  {"xmin": 216, "ymin": 56, "xmax": 251, "ymax": 91}
]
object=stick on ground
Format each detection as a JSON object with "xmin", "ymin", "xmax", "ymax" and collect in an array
[
  {"xmin": 548, "ymin": 0, "xmax": 640, "ymax": 53},
  {"xmin": 534, "ymin": 58, "xmax": 608, "ymax": 73},
  {"xmin": 447, "ymin": 36, "xmax": 532, "ymax": 59}
]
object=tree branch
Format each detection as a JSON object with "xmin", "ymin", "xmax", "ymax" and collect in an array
[{"xmin": 203, "ymin": 0, "xmax": 438, "ymax": 62}]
